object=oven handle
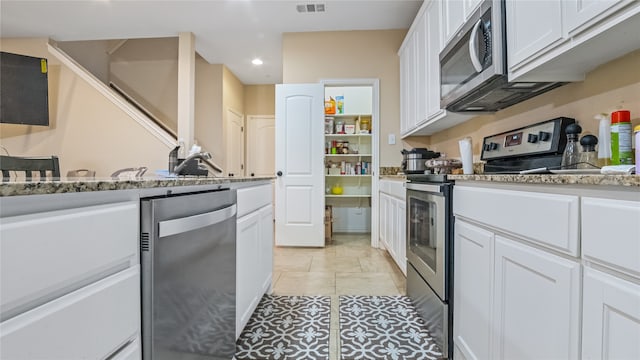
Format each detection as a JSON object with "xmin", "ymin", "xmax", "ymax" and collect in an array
[
  {"xmin": 469, "ymin": 19, "xmax": 483, "ymax": 73},
  {"xmin": 406, "ymin": 182, "xmax": 443, "ymax": 193}
]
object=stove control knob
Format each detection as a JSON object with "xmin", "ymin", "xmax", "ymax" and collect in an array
[
  {"xmin": 489, "ymin": 142, "xmax": 499, "ymax": 151},
  {"xmin": 538, "ymin": 131, "xmax": 551, "ymax": 141},
  {"xmin": 484, "ymin": 143, "xmax": 492, "ymax": 151},
  {"xmin": 527, "ymin": 133, "xmax": 538, "ymax": 143}
]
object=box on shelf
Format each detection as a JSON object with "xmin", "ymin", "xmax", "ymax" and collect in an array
[{"xmin": 325, "ymin": 205, "xmax": 333, "ymax": 244}]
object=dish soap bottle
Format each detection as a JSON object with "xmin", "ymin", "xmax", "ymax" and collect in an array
[
  {"xmin": 561, "ymin": 123, "xmax": 582, "ymax": 169},
  {"xmin": 578, "ymin": 135, "xmax": 598, "ymax": 169}
]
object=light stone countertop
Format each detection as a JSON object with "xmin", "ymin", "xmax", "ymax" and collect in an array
[
  {"xmin": 447, "ymin": 174, "xmax": 640, "ymax": 187},
  {"xmin": 0, "ymin": 176, "xmax": 274, "ymax": 197}
]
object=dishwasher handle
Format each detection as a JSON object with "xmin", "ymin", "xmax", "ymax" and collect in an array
[{"xmin": 159, "ymin": 204, "xmax": 237, "ymax": 238}]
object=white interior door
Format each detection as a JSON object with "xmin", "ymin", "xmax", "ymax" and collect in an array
[
  {"xmin": 226, "ymin": 109, "xmax": 244, "ymax": 177},
  {"xmin": 275, "ymin": 84, "xmax": 324, "ymax": 247},
  {"xmin": 246, "ymin": 115, "xmax": 275, "ymax": 177}
]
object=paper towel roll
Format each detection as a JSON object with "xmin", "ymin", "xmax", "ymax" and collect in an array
[
  {"xmin": 597, "ymin": 114, "xmax": 611, "ymax": 159},
  {"xmin": 458, "ymin": 137, "xmax": 473, "ymax": 175}
]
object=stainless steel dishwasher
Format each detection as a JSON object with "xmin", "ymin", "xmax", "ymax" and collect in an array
[{"xmin": 140, "ymin": 189, "xmax": 236, "ymax": 360}]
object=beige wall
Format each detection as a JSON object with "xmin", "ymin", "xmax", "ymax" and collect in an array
[
  {"xmin": 245, "ymin": 85, "xmax": 275, "ymax": 115},
  {"xmin": 110, "ymin": 37, "xmax": 179, "ymax": 133},
  {"xmin": 58, "ymin": 40, "xmax": 111, "ymax": 84},
  {"xmin": 195, "ymin": 60, "xmax": 224, "ymax": 165},
  {"xmin": 282, "ymin": 30, "xmax": 407, "ymax": 167},
  {"xmin": 424, "ymin": 50, "xmax": 640, "ymax": 162},
  {"xmin": 0, "ymin": 38, "xmax": 169, "ymax": 177}
]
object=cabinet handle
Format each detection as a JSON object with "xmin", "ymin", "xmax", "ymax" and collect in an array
[{"xmin": 277, "ymin": 171, "xmax": 283, "ymax": 177}]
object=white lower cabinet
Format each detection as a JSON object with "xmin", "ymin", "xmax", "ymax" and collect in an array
[
  {"xmin": 378, "ymin": 180, "xmax": 406, "ymax": 275},
  {"xmin": 492, "ymin": 236, "xmax": 581, "ymax": 360},
  {"xmin": 582, "ymin": 267, "xmax": 640, "ymax": 360},
  {"xmin": 236, "ymin": 184, "xmax": 274, "ymax": 339},
  {"xmin": 453, "ymin": 220, "xmax": 494, "ymax": 360},
  {"xmin": 0, "ymin": 266, "xmax": 140, "ymax": 359},
  {"xmin": 454, "ymin": 183, "xmax": 640, "ymax": 360}
]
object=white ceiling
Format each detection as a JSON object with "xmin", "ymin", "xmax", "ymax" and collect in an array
[{"xmin": 0, "ymin": 0, "xmax": 422, "ymax": 85}]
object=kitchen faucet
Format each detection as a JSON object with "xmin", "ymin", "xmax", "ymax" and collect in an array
[{"xmin": 172, "ymin": 151, "xmax": 212, "ymax": 175}]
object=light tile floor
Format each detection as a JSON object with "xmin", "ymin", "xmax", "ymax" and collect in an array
[{"xmin": 272, "ymin": 232, "xmax": 407, "ymax": 360}]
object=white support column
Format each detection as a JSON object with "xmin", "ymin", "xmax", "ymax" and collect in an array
[{"xmin": 177, "ymin": 32, "xmax": 195, "ymax": 148}]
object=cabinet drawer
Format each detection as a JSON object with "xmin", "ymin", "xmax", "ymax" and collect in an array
[
  {"xmin": 1, "ymin": 201, "xmax": 138, "ymax": 319},
  {"xmin": 112, "ymin": 337, "xmax": 142, "ymax": 360},
  {"xmin": 582, "ymin": 197, "xmax": 640, "ymax": 277},
  {"xmin": 0, "ymin": 266, "xmax": 140, "ymax": 359},
  {"xmin": 237, "ymin": 184, "xmax": 272, "ymax": 218},
  {"xmin": 380, "ymin": 179, "xmax": 405, "ymax": 200},
  {"xmin": 454, "ymin": 186, "xmax": 579, "ymax": 255}
]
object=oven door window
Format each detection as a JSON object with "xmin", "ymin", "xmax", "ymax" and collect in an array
[{"xmin": 408, "ymin": 193, "xmax": 444, "ymax": 274}]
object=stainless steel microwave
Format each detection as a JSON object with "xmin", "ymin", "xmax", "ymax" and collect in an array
[{"xmin": 440, "ymin": 0, "xmax": 564, "ymax": 112}]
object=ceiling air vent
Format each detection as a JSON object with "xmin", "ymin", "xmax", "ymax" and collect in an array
[{"xmin": 296, "ymin": 3, "xmax": 326, "ymax": 13}]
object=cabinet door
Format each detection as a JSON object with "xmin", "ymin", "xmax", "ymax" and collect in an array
[
  {"xmin": 464, "ymin": 0, "xmax": 483, "ymax": 19},
  {"xmin": 388, "ymin": 195, "xmax": 399, "ymax": 262},
  {"xmin": 379, "ymin": 193, "xmax": 389, "ymax": 249},
  {"xmin": 259, "ymin": 205, "xmax": 274, "ymax": 294},
  {"xmin": 425, "ymin": 0, "xmax": 444, "ymax": 120},
  {"xmin": 506, "ymin": 0, "xmax": 564, "ymax": 71},
  {"xmin": 415, "ymin": 10, "xmax": 428, "ymax": 126},
  {"xmin": 563, "ymin": 0, "xmax": 630, "ymax": 36},
  {"xmin": 441, "ymin": 0, "xmax": 465, "ymax": 49},
  {"xmin": 236, "ymin": 210, "xmax": 261, "ymax": 338},
  {"xmin": 397, "ymin": 200, "xmax": 407, "ymax": 275},
  {"xmin": 399, "ymin": 45, "xmax": 410, "ymax": 135},
  {"xmin": 493, "ymin": 237, "xmax": 581, "ymax": 360},
  {"xmin": 454, "ymin": 221, "xmax": 494, "ymax": 360},
  {"xmin": 582, "ymin": 267, "xmax": 640, "ymax": 360},
  {"xmin": 407, "ymin": 32, "xmax": 417, "ymax": 132}
]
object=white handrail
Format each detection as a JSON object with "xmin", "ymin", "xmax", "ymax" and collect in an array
[{"xmin": 46, "ymin": 40, "xmax": 176, "ymax": 149}]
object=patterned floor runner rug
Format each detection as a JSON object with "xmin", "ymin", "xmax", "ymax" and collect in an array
[
  {"xmin": 339, "ymin": 296, "xmax": 442, "ymax": 360},
  {"xmin": 235, "ymin": 295, "xmax": 331, "ymax": 360}
]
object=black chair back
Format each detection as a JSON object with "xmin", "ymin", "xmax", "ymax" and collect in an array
[{"xmin": 0, "ymin": 155, "xmax": 61, "ymax": 181}]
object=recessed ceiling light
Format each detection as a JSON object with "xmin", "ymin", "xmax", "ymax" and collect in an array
[{"xmin": 252, "ymin": 58, "xmax": 263, "ymax": 65}]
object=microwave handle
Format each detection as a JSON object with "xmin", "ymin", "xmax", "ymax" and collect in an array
[{"xmin": 469, "ymin": 19, "xmax": 483, "ymax": 73}]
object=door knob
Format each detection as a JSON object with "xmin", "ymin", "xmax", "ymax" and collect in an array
[{"xmin": 277, "ymin": 171, "xmax": 283, "ymax": 176}]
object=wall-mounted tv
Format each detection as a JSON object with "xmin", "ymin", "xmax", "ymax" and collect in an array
[{"xmin": 0, "ymin": 51, "xmax": 50, "ymax": 126}]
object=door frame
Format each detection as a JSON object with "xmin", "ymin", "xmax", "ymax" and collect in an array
[
  {"xmin": 225, "ymin": 107, "xmax": 245, "ymax": 177},
  {"xmin": 319, "ymin": 78, "xmax": 381, "ymax": 249}
]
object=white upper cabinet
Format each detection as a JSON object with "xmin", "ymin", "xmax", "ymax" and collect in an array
[
  {"xmin": 416, "ymin": 10, "xmax": 428, "ymax": 127},
  {"xmin": 441, "ymin": 0, "xmax": 465, "ymax": 47},
  {"xmin": 506, "ymin": 0, "xmax": 565, "ymax": 71},
  {"xmin": 563, "ymin": 0, "xmax": 633, "ymax": 36},
  {"xmin": 464, "ymin": 0, "xmax": 484, "ymax": 20},
  {"xmin": 507, "ymin": 0, "xmax": 640, "ymax": 81},
  {"xmin": 425, "ymin": 0, "xmax": 444, "ymax": 121},
  {"xmin": 399, "ymin": 0, "xmax": 471, "ymax": 137}
]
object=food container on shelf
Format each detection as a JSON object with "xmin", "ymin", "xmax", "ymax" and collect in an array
[{"xmin": 335, "ymin": 120, "xmax": 345, "ymax": 134}]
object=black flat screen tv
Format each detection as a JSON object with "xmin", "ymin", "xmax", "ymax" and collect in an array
[{"xmin": 0, "ymin": 51, "xmax": 50, "ymax": 126}]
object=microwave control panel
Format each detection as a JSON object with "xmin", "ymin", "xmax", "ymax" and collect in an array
[{"xmin": 481, "ymin": 117, "xmax": 575, "ymax": 160}]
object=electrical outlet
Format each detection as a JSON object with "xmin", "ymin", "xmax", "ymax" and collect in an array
[{"xmin": 388, "ymin": 134, "xmax": 396, "ymax": 145}]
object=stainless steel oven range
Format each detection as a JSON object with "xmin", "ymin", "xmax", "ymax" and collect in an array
[{"xmin": 406, "ymin": 174, "xmax": 454, "ymax": 359}]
